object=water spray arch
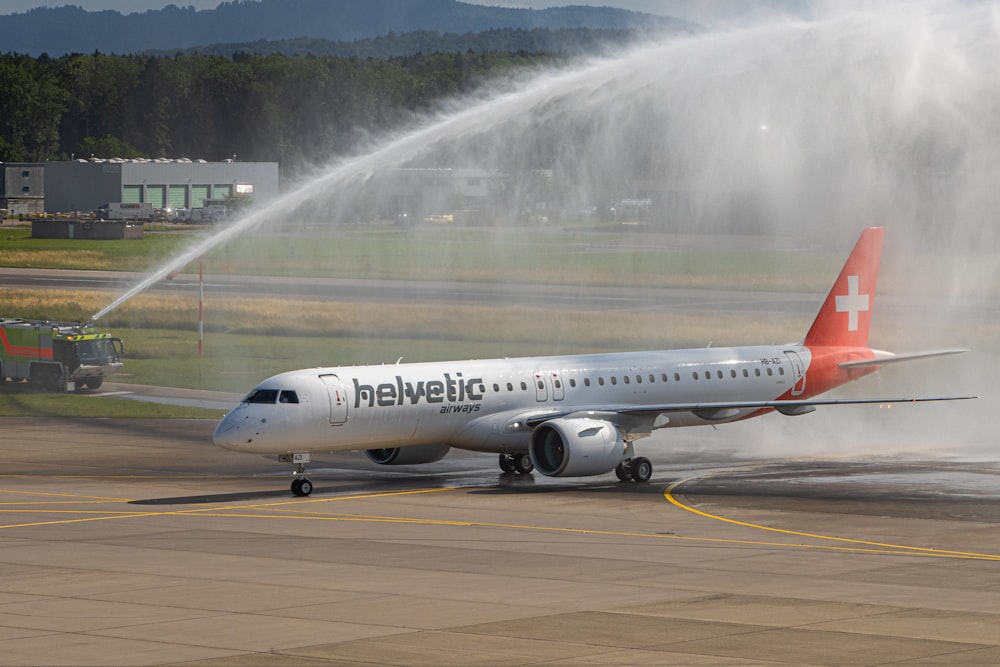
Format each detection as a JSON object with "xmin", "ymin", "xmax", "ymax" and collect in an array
[{"xmin": 93, "ymin": 2, "xmax": 1000, "ymax": 325}]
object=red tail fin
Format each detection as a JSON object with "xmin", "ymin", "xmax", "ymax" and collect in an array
[{"xmin": 803, "ymin": 227, "xmax": 884, "ymax": 348}]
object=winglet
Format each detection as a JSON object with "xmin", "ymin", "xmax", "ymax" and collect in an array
[{"xmin": 803, "ymin": 227, "xmax": 884, "ymax": 348}]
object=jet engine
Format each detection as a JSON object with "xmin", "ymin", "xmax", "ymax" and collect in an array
[
  {"xmin": 528, "ymin": 418, "xmax": 625, "ymax": 477},
  {"xmin": 364, "ymin": 444, "xmax": 451, "ymax": 465}
]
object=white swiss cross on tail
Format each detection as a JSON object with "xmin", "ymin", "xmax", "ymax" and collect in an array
[
  {"xmin": 803, "ymin": 227, "xmax": 884, "ymax": 349},
  {"xmin": 835, "ymin": 275, "xmax": 870, "ymax": 332}
]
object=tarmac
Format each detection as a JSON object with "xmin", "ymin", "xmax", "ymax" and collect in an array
[{"xmin": 2, "ymin": 415, "xmax": 1000, "ymax": 665}]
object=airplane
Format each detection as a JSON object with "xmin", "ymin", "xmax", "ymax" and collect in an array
[{"xmin": 213, "ymin": 227, "xmax": 974, "ymax": 496}]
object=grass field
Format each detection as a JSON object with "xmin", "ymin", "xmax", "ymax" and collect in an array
[
  {"xmin": 0, "ymin": 388, "xmax": 223, "ymax": 419},
  {"xmin": 2, "ymin": 222, "xmax": 843, "ymax": 291},
  {"xmin": 0, "ymin": 225, "xmax": 191, "ymax": 271}
]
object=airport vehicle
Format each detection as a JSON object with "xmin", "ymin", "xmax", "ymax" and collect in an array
[
  {"xmin": 105, "ymin": 202, "xmax": 154, "ymax": 221},
  {"xmin": 0, "ymin": 318, "xmax": 123, "ymax": 391},
  {"xmin": 214, "ymin": 228, "xmax": 973, "ymax": 496}
]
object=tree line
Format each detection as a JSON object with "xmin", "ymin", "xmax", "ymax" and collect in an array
[{"xmin": 0, "ymin": 48, "xmax": 561, "ymax": 178}]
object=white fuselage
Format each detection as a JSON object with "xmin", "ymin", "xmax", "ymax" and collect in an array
[{"xmin": 212, "ymin": 344, "xmax": 813, "ymax": 456}]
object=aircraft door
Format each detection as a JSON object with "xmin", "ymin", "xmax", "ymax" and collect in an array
[
  {"xmin": 549, "ymin": 371, "xmax": 565, "ymax": 401},
  {"xmin": 534, "ymin": 371, "xmax": 565, "ymax": 402},
  {"xmin": 318, "ymin": 374, "xmax": 348, "ymax": 425},
  {"xmin": 783, "ymin": 350, "xmax": 807, "ymax": 396},
  {"xmin": 533, "ymin": 372, "xmax": 547, "ymax": 402}
]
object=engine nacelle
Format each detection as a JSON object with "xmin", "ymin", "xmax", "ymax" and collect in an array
[
  {"xmin": 364, "ymin": 444, "xmax": 451, "ymax": 465},
  {"xmin": 528, "ymin": 418, "xmax": 625, "ymax": 477}
]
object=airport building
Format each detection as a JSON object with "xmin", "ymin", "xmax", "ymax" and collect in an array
[
  {"xmin": 43, "ymin": 158, "xmax": 279, "ymax": 214},
  {"xmin": 1, "ymin": 163, "xmax": 45, "ymax": 216}
]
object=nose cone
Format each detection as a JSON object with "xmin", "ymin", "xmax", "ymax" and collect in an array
[
  {"xmin": 212, "ymin": 403, "xmax": 273, "ymax": 454},
  {"xmin": 212, "ymin": 412, "xmax": 240, "ymax": 450},
  {"xmin": 213, "ymin": 406, "xmax": 262, "ymax": 451}
]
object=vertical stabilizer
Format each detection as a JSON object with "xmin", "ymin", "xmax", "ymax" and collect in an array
[{"xmin": 803, "ymin": 227, "xmax": 884, "ymax": 348}]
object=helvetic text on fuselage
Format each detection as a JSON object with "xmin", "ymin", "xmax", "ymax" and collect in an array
[{"xmin": 353, "ymin": 372, "xmax": 485, "ymax": 413}]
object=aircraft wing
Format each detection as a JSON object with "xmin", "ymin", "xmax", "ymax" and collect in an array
[{"xmin": 523, "ymin": 394, "xmax": 977, "ymax": 427}]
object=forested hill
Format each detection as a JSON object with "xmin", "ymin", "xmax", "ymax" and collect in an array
[
  {"xmin": 1, "ymin": 0, "xmax": 694, "ymax": 57},
  {"xmin": 147, "ymin": 28, "xmax": 658, "ymax": 60},
  {"xmin": 0, "ymin": 50, "xmax": 564, "ymax": 170}
]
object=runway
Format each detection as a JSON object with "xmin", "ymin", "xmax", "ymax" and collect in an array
[
  {"xmin": 2, "ymin": 417, "xmax": 999, "ymax": 665},
  {"xmin": 4, "ymin": 267, "xmax": 992, "ymax": 323},
  {"xmin": 0, "ymin": 266, "xmax": 821, "ymax": 314}
]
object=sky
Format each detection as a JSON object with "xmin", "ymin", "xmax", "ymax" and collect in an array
[{"xmin": 0, "ymin": 1, "xmax": 813, "ymax": 25}]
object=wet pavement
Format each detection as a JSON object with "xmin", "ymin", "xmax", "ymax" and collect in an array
[{"xmin": 2, "ymin": 417, "xmax": 1000, "ymax": 665}]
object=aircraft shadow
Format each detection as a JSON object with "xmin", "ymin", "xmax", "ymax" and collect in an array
[{"xmin": 130, "ymin": 489, "xmax": 293, "ymax": 505}]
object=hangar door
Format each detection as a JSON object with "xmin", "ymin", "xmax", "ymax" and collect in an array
[
  {"xmin": 123, "ymin": 185, "xmax": 142, "ymax": 204},
  {"xmin": 146, "ymin": 185, "xmax": 165, "ymax": 209},
  {"xmin": 168, "ymin": 185, "xmax": 187, "ymax": 209},
  {"xmin": 191, "ymin": 185, "xmax": 209, "ymax": 208}
]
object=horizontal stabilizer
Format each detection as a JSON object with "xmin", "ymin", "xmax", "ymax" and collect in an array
[{"xmin": 839, "ymin": 348, "xmax": 969, "ymax": 369}]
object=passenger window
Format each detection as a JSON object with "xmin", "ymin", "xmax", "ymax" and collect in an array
[
  {"xmin": 598, "ymin": 377, "xmax": 605, "ymax": 386},
  {"xmin": 555, "ymin": 380, "xmax": 562, "ymax": 389},
  {"xmin": 636, "ymin": 375, "xmax": 642, "ymax": 384},
  {"xmin": 649, "ymin": 374, "xmax": 656, "ymax": 383},
  {"xmin": 569, "ymin": 379, "xmax": 576, "ymax": 388},
  {"xmin": 674, "ymin": 372, "xmax": 680, "ymax": 382},
  {"xmin": 245, "ymin": 389, "xmax": 279, "ymax": 404},
  {"xmin": 743, "ymin": 369, "xmax": 749, "ymax": 377},
  {"xmin": 755, "ymin": 368, "xmax": 761, "ymax": 377},
  {"xmin": 584, "ymin": 378, "xmax": 591, "ymax": 387},
  {"xmin": 767, "ymin": 368, "xmax": 773, "ymax": 376},
  {"xmin": 717, "ymin": 371, "xmax": 723, "ymax": 379},
  {"xmin": 779, "ymin": 367, "xmax": 785, "ymax": 375},
  {"xmin": 623, "ymin": 376, "xmax": 630, "ymax": 384},
  {"xmin": 611, "ymin": 377, "xmax": 618, "ymax": 385},
  {"xmin": 692, "ymin": 372, "xmax": 699, "ymax": 380},
  {"xmin": 507, "ymin": 382, "xmax": 513, "ymax": 391},
  {"xmin": 520, "ymin": 381, "xmax": 528, "ymax": 390},
  {"xmin": 493, "ymin": 383, "xmax": 500, "ymax": 392},
  {"xmin": 731, "ymin": 370, "xmax": 737, "ymax": 378},
  {"xmin": 704, "ymin": 371, "xmax": 711, "ymax": 380},
  {"xmin": 537, "ymin": 380, "xmax": 545, "ymax": 390}
]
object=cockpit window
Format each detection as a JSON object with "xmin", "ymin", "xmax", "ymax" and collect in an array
[
  {"xmin": 279, "ymin": 390, "xmax": 299, "ymax": 404},
  {"xmin": 244, "ymin": 389, "xmax": 279, "ymax": 404}
]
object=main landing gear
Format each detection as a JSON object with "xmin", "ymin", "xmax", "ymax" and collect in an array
[
  {"xmin": 499, "ymin": 453, "xmax": 534, "ymax": 475},
  {"xmin": 279, "ymin": 453, "xmax": 313, "ymax": 497},
  {"xmin": 615, "ymin": 456, "xmax": 653, "ymax": 483}
]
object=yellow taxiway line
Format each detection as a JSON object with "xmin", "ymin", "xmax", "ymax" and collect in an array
[{"xmin": 1, "ymin": 482, "xmax": 998, "ymax": 561}]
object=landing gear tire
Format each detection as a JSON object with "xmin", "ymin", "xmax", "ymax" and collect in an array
[
  {"xmin": 630, "ymin": 457, "xmax": 652, "ymax": 483},
  {"xmin": 499, "ymin": 454, "xmax": 515, "ymax": 473},
  {"xmin": 291, "ymin": 478, "xmax": 313, "ymax": 497},
  {"xmin": 513, "ymin": 453, "xmax": 534, "ymax": 475},
  {"xmin": 615, "ymin": 461, "xmax": 631, "ymax": 482},
  {"xmin": 84, "ymin": 377, "xmax": 103, "ymax": 390}
]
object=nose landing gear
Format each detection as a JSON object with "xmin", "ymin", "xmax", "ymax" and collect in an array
[{"xmin": 279, "ymin": 453, "xmax": 313, "ymax": 496}]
